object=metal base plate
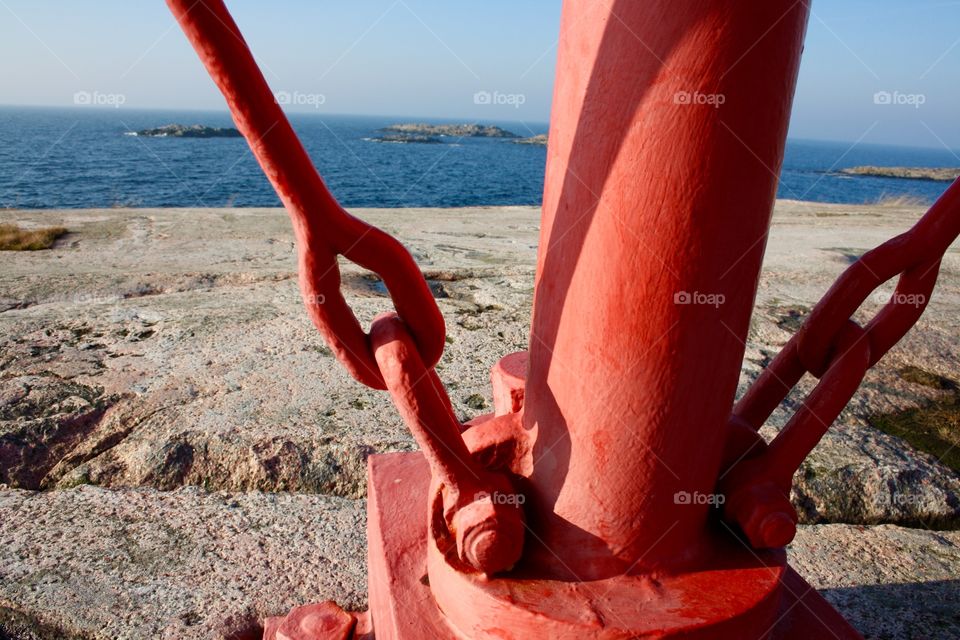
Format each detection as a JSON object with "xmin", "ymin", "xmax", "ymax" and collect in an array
[{"xmin": 366, "ymin": 452, "xmax": 863, "ymax": 640}]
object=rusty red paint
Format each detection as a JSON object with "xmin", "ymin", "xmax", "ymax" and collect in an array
[
  {"xmin": 365, "ymin": 452, "xmax": 862, "ymax": 639},
  {"xmin": 263, "ymin": 601, "xmax": 355, "ymax": 640}
]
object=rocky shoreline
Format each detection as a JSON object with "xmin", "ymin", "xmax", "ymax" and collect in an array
[{"xmin": 1, "ymin": 203, "xmax": 959, "ymax": 638}]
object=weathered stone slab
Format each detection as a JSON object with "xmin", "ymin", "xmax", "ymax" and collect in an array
[
  {"xmin": 789, "ymin": 524, "xmax": 960, "ymax": 639},
  {"xmin": 0, "ymin": 485, "xmax": 956, "ymax": 639},
  {"xmin": 0, "ymin": 204, "xmax": 957, "ymax": 526},
  {"xmin": 0, "ymin": 486, "xmax": 366, "ymax": 640}
]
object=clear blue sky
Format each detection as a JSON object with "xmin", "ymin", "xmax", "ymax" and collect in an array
[{"xmin": 1, "ymin": 0, "xmax": 958, "ymax": 149}]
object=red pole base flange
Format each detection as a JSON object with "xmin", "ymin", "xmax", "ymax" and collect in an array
[
  {"xmin": 363, "ymin": 452, "xmax": 863, "ymax": 640},
  {"xmin": 428, "ymin": 497, "xmax": 788, "ymax": 638}
]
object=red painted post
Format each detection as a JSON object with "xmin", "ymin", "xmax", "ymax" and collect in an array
[{"xmin": 523, "ymin": 0, "xmax": 810, "ymax": 580}]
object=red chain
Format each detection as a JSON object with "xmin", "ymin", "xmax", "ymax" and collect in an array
[
  {"xmin": 795, "ymin": 186, "xmax": 959, "ymax": 376},
  {"xmin": 168, "ymin": 0, "xmax": 445, "ymax": 390},
  {"xmin": 170, "ymin": 1, "xmax": 526, "ymax": 574},
  {"xmin": 738, "ymin": 177, "xmax": 960, "ymax": 437},
  {"xmin": 721, "ymin": 177, "xmax": 960, "ymax": 548}
]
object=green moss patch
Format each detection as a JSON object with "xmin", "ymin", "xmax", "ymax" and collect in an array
[
  {"xmin": 898, "ymin": 366, "xmax": 957, "ymax": 391},
  {"xmin": 869, "ymin": 368, "xmax": 960, "ymax": 473},
  {"xmin": 772, "ymin": 304, "xmax": 810, "ymax": 333}
]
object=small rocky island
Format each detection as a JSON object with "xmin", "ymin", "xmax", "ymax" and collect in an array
[
  {"xmin": 127, "ymin": 124, "xmax": 243, "ymax": 138},
  {"xmin": 382, "ymin": 123, "xmax": 519, "ymax": 138},
  {"xmin": 839, "ymin": 166, "xmax": 960, "ymax": 182},
  {"xmin": 369, "ymin": 123, "xmax": 520, "ymax": 144},
  {"xmin": 514, "ymin": 134, "xmax": 548, "ymax": 146},
  {"xmin": 369, "ymin": 133, "xmax": 444, "ymax": 144}
]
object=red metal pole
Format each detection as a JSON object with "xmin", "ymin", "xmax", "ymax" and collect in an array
[{"xmin": 523, "ymin": 0, "xmax": 810, "ymax": 579}]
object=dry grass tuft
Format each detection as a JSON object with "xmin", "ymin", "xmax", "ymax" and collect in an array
[
  {"xmin": 873, "ymin": 194, "xmax": 930, "ymax": 208},
  {"xmin": 0, "ymin": 223, "xmax": 68, "ymax": 251}
]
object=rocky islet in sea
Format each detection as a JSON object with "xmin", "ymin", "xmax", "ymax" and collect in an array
[
  {"xmin": 127, "ymin": 124, "xmax": 243, "ymax": 138},
  {"xmin": 368, "ymin": 123, "xmax": 547, "ymax": 145},
  {"xmin": 839, "ymin": 165, "xmax": 960, "ymax": 182}
]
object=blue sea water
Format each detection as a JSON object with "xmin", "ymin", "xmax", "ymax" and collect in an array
[{"xmin": 0, "ymin": 106, "xmax": 957, "ymax": 209}]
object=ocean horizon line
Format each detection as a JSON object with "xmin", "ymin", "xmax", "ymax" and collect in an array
[
  {"xmin": 2, "ymin": 108, "xmax": 958, "ymax": 210},
  {"xmin": 1, "ymin": 104, "xmax": 957, "ymax": 154}
]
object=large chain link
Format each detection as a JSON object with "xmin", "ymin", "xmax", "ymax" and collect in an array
[
  {"xmin": 171, "ymin": 0, "xmax": 526, "ymax": 574},
  {"xmin": 168, "ymin": 0, "xmax": 445, "ymax": 390},
  {"xmin": 738, "ymin": 177, "xmax": 959, "ymax": 436},
  {"xmin": 721, "ymin": 178, "xmax": 960, "ymax": 548}
]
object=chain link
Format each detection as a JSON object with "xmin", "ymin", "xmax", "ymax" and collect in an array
[
  {"xmin": 169, "ymin": 0, "xmax": 446, "ymax": 390},
  {"xmin": 739, "ymin": 177, "xmax": 959, "ymax": 435},
  {"xmin": 720, "ymin": 178, "xmax": 960, "ymax": 548},
  {"xmin": 797, "ymin": 179, "xmax": 960, "ymax": 376}
]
